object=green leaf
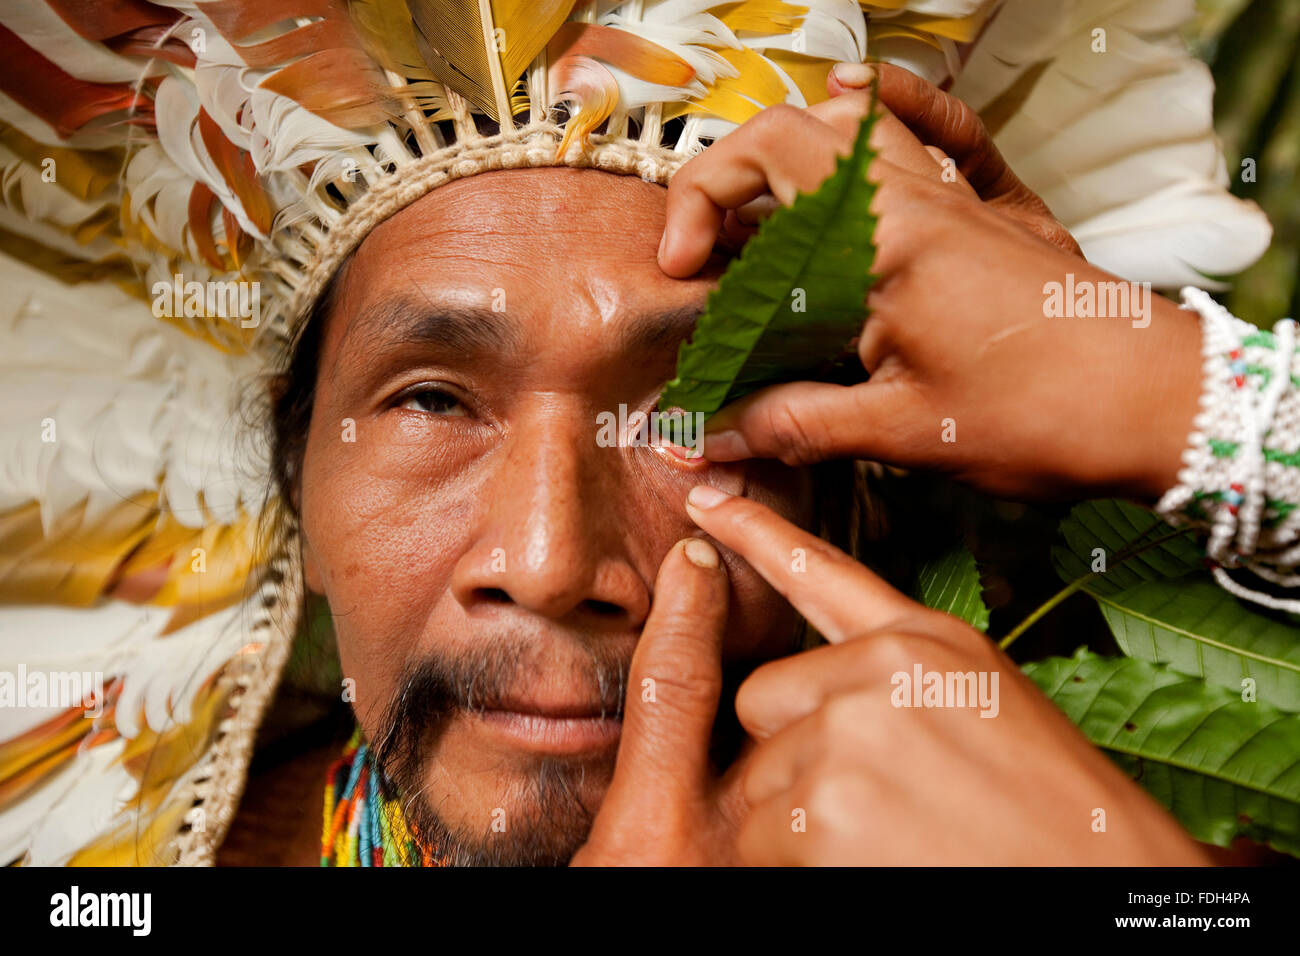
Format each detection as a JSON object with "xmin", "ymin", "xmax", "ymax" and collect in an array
[
  {"xmin": 913, "ymin": 545, "xmax": 989, "ymax": 632},
  {"xmin": 658, "ymin": 106, "xmax": 880, "ymax": 419},
  {"xmin": 1092, "ymin": 577, "xmax": 1300, "ymax": 713},
  {"xmin": 1001, "ymin": 499, "xmax": 1204, "ymax": 651},
  {"xmin": 1051, "ymin": 500, "xmax": 1300, "ymax": 712},
  {"xmin": 1025, "ymin": 648, "xmax": 1300, "ymax": 857},
  {"xmin": 1051, "ymin": 499, "xmax": 1203, "ymax": 597}
]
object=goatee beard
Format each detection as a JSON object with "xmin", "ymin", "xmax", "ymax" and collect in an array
[
  {"xmin": 369, "ymin": 639, "xmax": 754, "ymax": 866},
  {"xmin": 372, "ymin": 640, "xmax": 627, "ymax": 866}
]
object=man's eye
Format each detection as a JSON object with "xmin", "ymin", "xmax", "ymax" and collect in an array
[{"xmin": 399, "ymin": 386, "xmax": 467, "ymax": 416}]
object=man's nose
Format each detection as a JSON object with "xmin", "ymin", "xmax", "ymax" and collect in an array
[{"xmin": 449, "ymin": 418, "xmax": 651, "ymax": 628}]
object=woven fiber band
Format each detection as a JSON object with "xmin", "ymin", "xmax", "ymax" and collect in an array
[{"xmin": 285, "ymin": 122, "xmax": 690, "ymax": 340}]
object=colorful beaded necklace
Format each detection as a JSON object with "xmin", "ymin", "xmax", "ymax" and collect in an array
[{"xmin": 319, "ymin": 727, "xmax": 445, "ymax": 867}]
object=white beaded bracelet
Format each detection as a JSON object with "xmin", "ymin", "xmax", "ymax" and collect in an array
[{"xmin": 1156, "ymin": 287, "xmax": 1300, "ymax": 614}]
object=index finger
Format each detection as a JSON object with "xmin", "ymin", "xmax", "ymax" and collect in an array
[{"xmin": 683, "ymin": 485, "xmax": 917, "ymax": 642}]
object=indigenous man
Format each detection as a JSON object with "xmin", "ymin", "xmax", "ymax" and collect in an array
[{"xmin": 0, "ymin": 1, "xmax": 1276, "ymax": 866}]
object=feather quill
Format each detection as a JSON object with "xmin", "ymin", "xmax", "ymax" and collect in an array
[{"xmin": 408, "ymin": 0, "xmax": 578, "ymax": 123}]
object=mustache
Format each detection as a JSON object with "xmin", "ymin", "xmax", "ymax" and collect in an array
[
  {"xmin": 365, "ymin": 636, "xmax": 764, "ymax": 865},
  {"xmin": 370, "ymin": 637, "xmax": 631, "ymax": 866},
  {"xmin": 373, "ymin": 637, "xmax": 630, "ymax": 784}
]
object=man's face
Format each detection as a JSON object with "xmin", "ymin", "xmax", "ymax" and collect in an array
[{"xmin": 298, "ymin": 167, "xmax": 814, "ymax": 864}]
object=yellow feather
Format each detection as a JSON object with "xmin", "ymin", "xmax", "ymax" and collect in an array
[
  {"xmin": 348, "ymin": 0, "xmax": 438, "ymax": 81},
  {"xmin": 888, "ymin": 10, "xmax": 991, "ymax": 44},
  {"xmin": 123, "ymin": 511, "xmax": 263, "ymax": 612},
  {"xmin": 0, "ymin": 706, "xmax": 92, "ymax": 811},
  {"xmin": 765, "ymin": 49, "xmax": 835, "ymax": 106},
  {"xmin": 0, "ymin": 496, "xmax": 157, "ymax": 607},
  {"xmin": 407, "ymin": 0, "xmax": 577, "ymax": 122},
  {"xmin": 664, "ymin": 47, "xmax": 789, "ymax": 125},
  {"xmin": 0, "ymin": 124, "xmax": 121, "ymax": 203},
  {"xmin": 62, "ymin": 683, "xmax": 232, "ymax": 865},
  {"xmin": 713, "ymin": 1, "xmax": 809, "ymax": 33},
  {"xmin": 65, "ymin": 796, "xmax": 192, "ymax": 866},
  {"xmin": 867, "ymin": 23, "xmax": 943, "ymax": 51}
]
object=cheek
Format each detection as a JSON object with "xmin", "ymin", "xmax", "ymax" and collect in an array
[
  {"xmin": 298, "ymin": 413, "xmax": 487, "ymax": 707},
  {"xmin": 624, "ymin": 449, "xmax": 810, "ymax": 661},
  {"xmin": 719, "ymin": 460, "xmax": 813, "ymax": 660}
]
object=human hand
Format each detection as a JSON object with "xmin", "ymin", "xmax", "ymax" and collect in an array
[
  {"xmin": 570, "ymin": 537, "xmax": 747, "ymax": 865},
  {"xmin": 658, "ymin": 61, "xmax": 1200, "ymax": 502},
  {"xmin": 684, "ymin": 485, "xmax": 1211, "ymax": 866},
  {"xmin": 658, "ymin": 61, "xmax": 1081, "ymax": 278},
  {"xmin": 656, "ymin": 70, "xmax": 962, "ymax": 274},
  {"xmin": 696, "ymin": 157, "xmax": 1203, "ymax": 502},
  {"xmin": 832, "ymin": 61, "xmax": 1082, "ymax": 257}
]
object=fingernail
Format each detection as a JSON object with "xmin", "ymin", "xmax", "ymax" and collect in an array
[
  {"xmin": 687, "ymin": 484, "xmax": 731, "ymax": 510},
  {"xmin": 703, "ymin": 428, "xmax": 751, "ymax": 461},
  {"xmin": 831, "ymin": 62, "xmax": 875, "ymax": 89},
  {"xmin": 658, "ymin": 228, "xmax": 668, "ymax": 262},
  {"xmin": 683, "ymin": 537, "xmax": 720, "ymax": 569}
]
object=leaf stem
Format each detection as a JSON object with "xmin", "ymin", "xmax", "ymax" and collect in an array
[{"xmin": 999, "ymin": 527, "xmax": 1193, "ymax": 652}]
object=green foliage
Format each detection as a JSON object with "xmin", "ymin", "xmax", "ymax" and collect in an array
[
  {"xmin": 1091, "ymin": 579, "xmax": 1300, "ymax": 713},
  {"xmin": 1018, "ymin": 2, "xmax": 1300, "ymax": 839},
  {"xmin": 1025, "ymin": 648, "xmax": 1300, "ymax": 856},
  {"xmin": 658, "ymin": 107, "xmax": 880, "ymax": 418},
  {"xmin": 1051, "ymin": 500, "xmax": 1300, "ymax": 712},
  {"xmin": 1002, "ymin": 499, "xmax": 1298, "ymax": 857},
  {"xmin": 913, "ymin": 544, "xmax": 990, "ymax": 632},
  {"xmin": 1050, "ymin": 499, "xmax": 1203, "ymax": 596}
]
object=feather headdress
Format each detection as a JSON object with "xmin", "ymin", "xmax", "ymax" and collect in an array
[{"xmin": 0, "ymin": 0, "xmax": 1272, "ymax": 865}]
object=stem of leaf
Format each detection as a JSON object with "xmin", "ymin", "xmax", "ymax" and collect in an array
[
  {"xmin": 998, "ymin": 527, "xmax": 1193, "ymax": 652},
  {"xmin": 999, "ymin": 578, "xmax": 1088, "ymax": 650}
]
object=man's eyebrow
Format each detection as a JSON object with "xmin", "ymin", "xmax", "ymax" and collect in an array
[
  {"xmin": 618, "ymin": 304, "xmax": 705, "ymax": 355},
  {"xmin": 339, "ymin": 296, "xmax": 522, "ymax": 358},
  {"xmin": 338, "ymin": 296, "xmax": 704, "ymax": 359}
]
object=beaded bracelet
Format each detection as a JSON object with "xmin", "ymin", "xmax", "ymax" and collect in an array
[{"xmin": 1155, "ymin": 288, "xmax": 1300, "ymax": 614}]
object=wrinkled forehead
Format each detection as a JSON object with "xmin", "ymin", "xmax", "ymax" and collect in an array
[{"xmin": 321, "ymin": 166, "xmax": 728, "ymax": 364}]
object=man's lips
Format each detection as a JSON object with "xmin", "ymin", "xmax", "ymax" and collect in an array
[
  {"xmin": 477, "ymin": 710, "xmax": 622, "ymax": 755},
  {"xmin": 468, "ymin": 693, "xmax": 624, "ymax": 756}
]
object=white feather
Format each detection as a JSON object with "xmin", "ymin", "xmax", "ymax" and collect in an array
[
  {"xmin": 952, "ymin": 0, "xmax": 1271, "ymax": 287},
  {"xmin": 0, "ymin": 3, "xmax": 161, "ymax": 84},
  {"xmin": 0, "ymin": 91, "xmax": 126, "ymax": 151},
  {"xmin": 1073, "ymin": 179, "xmax": 1272, "ymax": 290},
  {"xmin": 0, "ymin": 255, "xmax": 267, "ymax": 534},
  {"xmin": 0, "ymin": 144, "xmax": 114, "ymax": 235}
]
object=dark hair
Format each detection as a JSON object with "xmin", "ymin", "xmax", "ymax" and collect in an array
[{"xmin": 268, "ymin": 269, "xmax": 341, "ymax": 525}]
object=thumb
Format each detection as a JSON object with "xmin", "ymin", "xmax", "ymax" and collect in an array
[
  {"xmin": 702, "ymin": 378, "xmax": 919, "ymax": 466},
  {"xmin": 607, "ymin": 536, "xmax": 730, "ymax": 809}
]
